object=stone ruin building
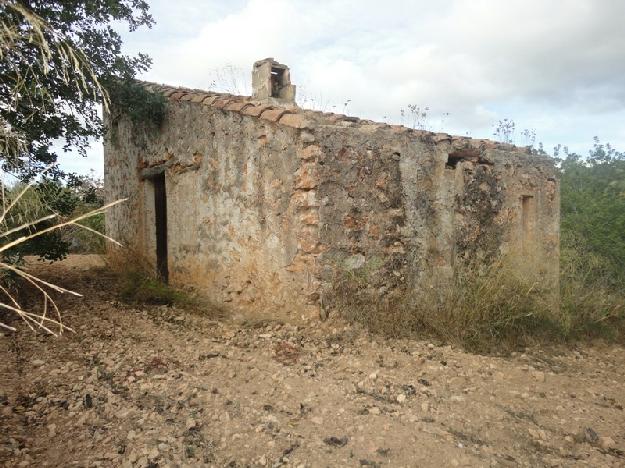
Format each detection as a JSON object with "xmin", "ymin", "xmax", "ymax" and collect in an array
[{"xmin": 104, "ymin": 58, "xmax": 560, "ymax": 319}]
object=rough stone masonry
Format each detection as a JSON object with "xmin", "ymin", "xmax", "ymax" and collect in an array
[{"xmin": 104, "ymin": 58, "xmax": 560, "ymax": 319}]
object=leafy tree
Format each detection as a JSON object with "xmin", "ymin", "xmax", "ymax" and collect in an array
[
  {"xmin": 0, "ymin": 0, "xmax": 166, "ymax": 176},
  {"xmin": 559, "ymin": 138, "xmax": 625, "ymax": 284},
  {"xmin": 0, "ymin": 0, "xmax": 165, "ymax": 263}
]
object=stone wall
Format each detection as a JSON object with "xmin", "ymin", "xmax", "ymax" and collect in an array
[
  {"xmin": 105, "ymin": 82, "xmax": 560, "ymax": 320},
  {"xmin": 105, "ymin": 99, "xmax": 321, "ymax": 319},
  {"xmin": 303, "ymin": 125, "xmax": 559, "ymax": 314}
]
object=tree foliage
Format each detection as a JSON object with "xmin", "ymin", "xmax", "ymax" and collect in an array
[
  {"xmin": 0, "ymin": 0, "xmax": 166, "ymax": 177},
  {"xmin": 559, "ymin": 138, "xmax": 625, "ymax": 284},
  {"xmin": 0, "ymin": 0, "xmax": 164, "ymax": 263}
]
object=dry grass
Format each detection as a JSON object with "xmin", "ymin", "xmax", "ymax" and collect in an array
[
  {"xmin": 334, "ymin": 254, "xmax": 625, "ymax": 353},
  {"xmin": 106, "ymin": 248, "xmax": 226, "ymax": 318}
]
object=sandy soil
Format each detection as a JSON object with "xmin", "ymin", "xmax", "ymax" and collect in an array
[{"xmin": 1, "ymin": 256, "xmax": 624, "ymax": 467}]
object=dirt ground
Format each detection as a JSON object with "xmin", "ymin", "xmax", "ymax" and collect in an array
[{"xmin": 1, "ymin": 256, "xmax": 624, "ymax": 467}]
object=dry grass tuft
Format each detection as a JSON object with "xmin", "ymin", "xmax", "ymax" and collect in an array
[{"xmin": 334, "ymin": 254, "xmax": 625, "ymax": 353}]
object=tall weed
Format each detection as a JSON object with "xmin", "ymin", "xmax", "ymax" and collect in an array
[{"xmin": 335, "ymin": 252, "xmax": 624, "ymax": 353}]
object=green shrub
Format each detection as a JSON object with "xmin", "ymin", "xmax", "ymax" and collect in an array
[
  {"xmin": 559, "ymin": 138, "xmax": 625, "ymax": 285},
  {"xmin": 65, "ymin": 212, "xmax": 105, "ymax": 254},
  {"xmin": 119, "ymin": 270, "xmax": 190, "ymax": 306},
  {"xmin": 2, "ymin": 180, "xmax": 76, "ymax": 263},
  {"xmin": 115, "ymin": 263, "xmax": 225, "ymax": 319},
  {"xmin": 559, "ymin": 242, "xmax": 625, "ymax": 341}
]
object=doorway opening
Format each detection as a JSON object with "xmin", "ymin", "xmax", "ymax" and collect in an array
[{"xmin": 152, "ymin": 172, "xmax": 168, "ymax": 283}]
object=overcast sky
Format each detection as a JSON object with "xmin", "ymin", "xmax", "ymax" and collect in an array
[{"xmin": 59, "ymin": 0, "xmax": 625, "ymax": 176}]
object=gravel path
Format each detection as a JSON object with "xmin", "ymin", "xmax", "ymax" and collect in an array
[{"xmin": 1, "ymin": 257, "xmax": 624, "ymax": 467}]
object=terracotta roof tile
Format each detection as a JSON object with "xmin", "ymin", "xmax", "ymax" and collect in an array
[
  {"xmin": 241, "ymin": 104, "xmax": 271, "ymax": 117},
  {"xmin": 190, "ymin": 93, "xmax": 211, "ymax": 103},
  {"xmin": 202, "ymin": 95, "xmax": 220, "ymax": 105},
  {"xmin": 411, "ymin": 130, "xmax": 432, "ymax": 138},
  {"xmin": 224, "ymin": 101, "xmax": 253, "ymax": 112},
  {"xmin": 476, "ymin": 139, "xmax": 498, "ymax": 149},
  {"xmin": 212, "ymin": 98, "xmax": 232, "ymax": 109},
  {"xmin": 260, "ymin": 108, "xmax": 288, "ymax": 122},
  {"xmin": 359, "ymin": 124, "xmax": 386, "ymax": 133},
  {"xmin": 390, "ymin": 125, "xmax": 410, "ymax": 134},
  {"xmin": 322, "ymin": 113, "xmax": 344, "ymax": 124},
  {"xmin": 133, "ymin": 80, "xmax": 523, "ymax": 151},
  {"xmin": 433, "ymin": 133, "xmax": 452, "ymax": 142}
]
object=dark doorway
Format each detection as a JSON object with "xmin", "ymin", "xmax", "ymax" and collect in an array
[{"xmin": 153, "ymin": 172, "xmax": 168, "ymax": 283}]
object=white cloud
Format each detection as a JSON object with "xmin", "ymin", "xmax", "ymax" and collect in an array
[{"xmin": 56, "ymin": 144, "xmax": 103, "ymax": 177}]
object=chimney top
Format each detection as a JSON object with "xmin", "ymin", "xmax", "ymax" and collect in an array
[{"xmin": 252, "ymin": 58, "xmax": 296, "ymax": 105}]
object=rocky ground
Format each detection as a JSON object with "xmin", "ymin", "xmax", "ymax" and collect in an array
[{"xmin": 1, "ymin": 256, "xmax": 624, "ymax": 467}]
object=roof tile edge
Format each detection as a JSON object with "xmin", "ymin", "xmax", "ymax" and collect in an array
[{"xmin": 134, "ymin": 80, "xmax": 548, "ymax": 158}]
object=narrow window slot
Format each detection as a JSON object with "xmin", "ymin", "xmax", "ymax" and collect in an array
[{"xmin": 521, "ymin": 195, "xmax": 535, "ymax": 251}]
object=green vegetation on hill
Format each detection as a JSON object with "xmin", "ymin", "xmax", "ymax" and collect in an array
[
  {"xmin": 559, "ymin": 138, "xmax": 625, "ymax": 286},
  {"xmin": 2, "ymin": 173, "xmax": 105, "ymax": 264}
]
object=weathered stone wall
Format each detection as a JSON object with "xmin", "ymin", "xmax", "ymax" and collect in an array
[
  {"xmin": 305, "ymin": 124, "xmax": 560, "ymax": 313},
  {"xmin": 105, "ymin": 82, "xmax": 560, "ymax": 320},
  {"xmin": 104, "ymin": 100, "xmax": 321, "ymax": 319}
]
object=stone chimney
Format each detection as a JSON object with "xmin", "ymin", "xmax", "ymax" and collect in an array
[{"xmin": 252, "ymin": 58, "xmax": 296, "ymax": 105}]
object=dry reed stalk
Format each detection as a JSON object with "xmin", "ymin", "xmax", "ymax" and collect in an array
[
  {"xmin": 0, "ymin": 168, "xmax": 126, "ymax": 334},
  {"xmin": 0, "ymin": 1, "xmax": 119, "ymax": 334}
]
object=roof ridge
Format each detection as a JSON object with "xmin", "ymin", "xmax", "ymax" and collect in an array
[{"xmin": 135, "ymin": 80, "xmax": 540, "ymax": 155}]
